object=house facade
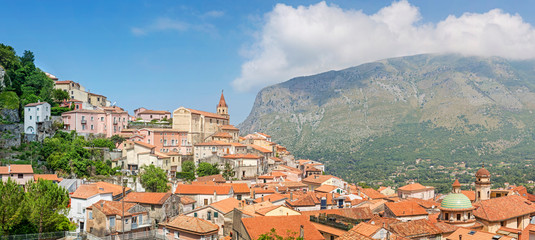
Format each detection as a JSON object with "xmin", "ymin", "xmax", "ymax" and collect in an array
[
  {"xmin": 24, "ymin": 101, "xmax": 51, "ymax": 139},
  {"xmin": 0, "ymin": 164, "xmax": 34, "ymax": 186},
  {"xmin": 86, "ymin": 200, "xmax": 150, "ymax": 237},
  {"xmin": 62, "ymin": 106, "xmax": 129, "ymax": 137}
]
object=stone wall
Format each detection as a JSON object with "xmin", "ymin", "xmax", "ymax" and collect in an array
[
  {"xmin": 0, "ymin": 123, "xmax": 22, "ymax": 148},
  {"xmin": 0, "ymin": 109, "xmax": 19, "ymax": 123}
]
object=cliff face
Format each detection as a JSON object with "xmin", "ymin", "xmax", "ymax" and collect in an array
[{"xmin": 239, "ymin": 54, "xmax": 535, "ymax": 181}]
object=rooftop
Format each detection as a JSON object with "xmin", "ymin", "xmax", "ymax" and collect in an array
[
  {"xmin": 122, "ymin": 192, "xmax": 171, "ymax": 205},
  {"xmin": 385, "ymin": 201, "xmax": 428, "ymax": 217},
  {"xmin": 241, "ymin": 215, "xmax": 324, "ymax": 240},
  {"xmin": 175, "ymin": 184, "xmax": 232, "ymax": 195},
  {"xmin": 162, "ymin": 215, "xmax": 219, "ymax": 235},
  {"xmin": 473, "ymin": 195, "xmax": 535, "ymax": 222}
]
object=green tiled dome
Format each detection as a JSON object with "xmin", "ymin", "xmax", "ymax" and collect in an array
[{"xmin": 441, "ymin": 193, "xmax": 472, "ymax": 209}]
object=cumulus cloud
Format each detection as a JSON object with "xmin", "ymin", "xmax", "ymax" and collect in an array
[
  {"xmin": 131, "ymin": 17, "xmax": 215, "ymax": 36},
  {"xmin": 233, "ymin": 0, "xmax": 535, "ymax": 92}
]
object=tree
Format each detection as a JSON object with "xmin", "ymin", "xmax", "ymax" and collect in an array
[
  {"xmin": 52, "ymin": 89, "xmax": 69, "ymax": 102},
  {"xmin": 25, "ymin": 179, "xmax": 71, "ymax": 236},
  {"xmin": 110, "ymin": 134, "xmax": 126, "ymax": 148},
  {"xmin": 0, "ymin": 178, "xmax": 25, "ymax": 235},
  {"xmin": 178, "ymin": 161, "xmax": 196, "ymax": 181},
  {"xmin": 140, "ymin": 165, "xmax": 170, "ymax": 192},
  {"xmin": 222, "ymin": 162, "xmax": 235, "ymax": 180},
  {"xmin": 197, "ymin": 162, "xmax": 220, "ymax": 177}
]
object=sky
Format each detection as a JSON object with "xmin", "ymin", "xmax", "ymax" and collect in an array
[{"xmin": 1, "ymin": 0, "xmax": 535, "ymax": 124}]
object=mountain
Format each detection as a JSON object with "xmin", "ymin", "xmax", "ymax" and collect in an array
[{"xmin": 239, "ymin": 54, "xmax": 535, "ymax": 186}]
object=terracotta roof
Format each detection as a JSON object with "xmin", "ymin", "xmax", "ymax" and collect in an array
[
  {"xmin": 195, "ymin": 174, "xmax": 226, "ymax": 183},
  {"xmin": 473, "ymin": 195, "xmax": 535, "ymax": 222},
  {"xmin": 387, "ymin": 219, "xmax": 441, "ymax": 238},
  {"xmin": 452, "ymin": 179, "xmax": 461, "ymax": 187},
  {"xmin": 359, "ymin": 187, "xmax": 387, "ymax": 199},
  {"xmin": 270, "ymin": 157, "xmax": 283, "ymax": 162},
  {"xmin": 133, "ymin": 141, "xmax": 157, "ymax": 149},
  {"xmin": 300, "ymin": 207, "xmax": 374, "ymax": 220},
  {"xmin": 229, "ymin": 142, "xmax": 246, "ymax": 147},
  {"xmin": 88, "ymin": 200, "xmax": 141, "ymax": 216},
  {"xmin": 222, "ymin": 183, "xmax": 249, "ymax": 194},
  {"xmin": 254, "ymin": 193, "xmax": 288, "ymax": 203},
  {"xmin": 220, "ymin": 125, "xmax": 239, "ymax": 131},
  {"xmin": 286, "ymin": 192, "xmax": 319, "ymax": 207},
  {"xmin": 187, "ymin": 108, "xmax": 227, "ymax": 120},
  {"xmin": 338, "ymin": 226, "xmax": 375, "ymax": 240},
  {"xmin": 251, "ymin": 187, "xmax": 276, "ymax": 194},
  {"xmin": 398, "ymin": 183, "xmax": 433, "ymax": 191},
  {"xmin": 385, "ymin": 201, "xmax": 428, "ymax": 217},
  {"xmin": 254, "ymin": 205, "xmax": 291, "ymax": 216},
  {"xmin": 255, "ymin": 132, "xmax": 271, "ymax": 138},
  {"xmin": 405, "ymin": 198, "xmax": 440, "ymax": 209},
  {"xmin": 175, "ymin": 184, "xmax": 232, "ymax": 195},
  {"xmin": 461, "ymin": 190, "xmax": 476, "ymax": 201},
  {"xmin": 432, "ymin": 221, "xmax": 458, "ymax": 233},
  {"xmin": 180, "ymin": 196, "xmax": 196, "ymax": 205},
  {"xmin": 210, "ymin": 197, "xmax": 241, "ymax": 214},
  {"xmin": 305, "ymin": 165, "xmax": 322, "ymax": 172},
  {"xmin": 248, "ymin": 144, "xmax": 272, "ymax": 153},
  {"xmin": 0, "ymin": 165, "xmax": 33, "ymax": 174},
  {"xmin": 138, "ymin": 109, "xmax": 170, "ymax": 115},
  {"xmin": 302, "ymin": 175, "xmax": 339, "ymax": 185},
  {"xmin": 520, "ymin": 224, "xmax": 535, "ymax": 240},
  {"xmin": 71, "ymin": 184, "xmax": 111, "ymax": 199},
  {"xmin": 212, "ymin": 132, "xmax": 232, "ymax": 138},
  {"xmin": 34, "ymin": 174, "xmax": 62, "ymax": 182},
  {"xmin": 218, "ymin": 91, "xmax": 228, "ymax": 108},
  {"xmin": 241, "ymin": 201, "xmax": 274, "ymax": 216},
  {"xmin": 476, "ymin": 166, "xmax": 491, "ymax": 177},
  {"xmin": 446, "ymin": 228, "xmax": 514, "ymax": 240},
  {"xmin": 25, "ymin": 102, "xmax": 47, "ymax": 107},
  {"xmin": 54, "ymin": 80, "xmax": 73, "ymax": 84},
  {"xmin": 347, "ymin": 222, "xmax": 381, "ymax": 237},
  {"xmin": 162, "ymin": 215, "xmax": 219, "ymax": 235},
  {"xmin": 140, "ymin": 128, "xmax": 184, "ymax": 133},
  {"xmin": 315, "ymin": 184, "xmax": 339, "ymax": 193},
  {"xmin": 368, "ymin": 216, "xmax": 401, "ymax": 226},
  {"xmin": 222, "ymin": 154, "xmax": 262, "ymax": 159},
  {"xmin": 242, "ymin": 215, "xmax": 324, "ymax": 240},
  {"xmin": 123, "ymin": 192, "xmax": 171, "ymax": 205},
  {"xmin": 194, "ymin": 141, "xmax": 231, "ymax": 146},
  {"xmin": 311, "ymin": 222, "xmax": 348, "ymax": 237}
]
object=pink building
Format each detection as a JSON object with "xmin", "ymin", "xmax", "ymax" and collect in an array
[
  {"xmin": 134, "ymin": 107, "xmax": 171, "ymax": 121},
  {"xmin": 122, "ymin": 128, "xmax": 191, "ymax": 154},
  {"xmin": 62, "ymin": 106, "xmax": 129, "ymax": 138},
  {"xmin": 0, "ymin": 165, "xmax": 34, "ymax": 187}
]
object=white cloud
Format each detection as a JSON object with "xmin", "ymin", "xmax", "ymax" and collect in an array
[
  {"xmin": 233, "ymin": 0, "xmax": 535, "ymax": 92},
  {"xmin": 202, "ymin": 10, "xmax": 224, "ymax": 18}
]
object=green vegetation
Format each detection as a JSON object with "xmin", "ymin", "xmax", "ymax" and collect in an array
[
  {"xmin": 257, "ymin": 228, "xmax": 304, "ymax": 240},
  {"xmin": 0, "ymin": 179, "xmax": 74, "ymax": 236},
  {"xmin": 177, "ymin": 161, "xmax": 196, "ymax": 181},
  {"xmin": 0, "ymin": 91, "xmax": 19, "ymax": 110},
  {"xmin": 197, "ymin": 162, "xmax": 220, "ymax": 177},
  {"xmin": 222, "ymin": 162, "xmax": 235, "ymax": 180},
  {"xmin": 139, "ymin": 165, "xmax": 170, "ymax": 192}
]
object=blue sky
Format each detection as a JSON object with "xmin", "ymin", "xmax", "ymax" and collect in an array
[{"xmin": 1, "ymin": 0, "xmax": 535, "ymax": 124}]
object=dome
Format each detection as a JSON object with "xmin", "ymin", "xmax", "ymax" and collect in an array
[
  {"xmin": 441, "ymin": 193, "xmax": 473, "ymax": 209},
  {"xmin": 476, "ymin": 167, "xmax": 490, "ymax": 177}
]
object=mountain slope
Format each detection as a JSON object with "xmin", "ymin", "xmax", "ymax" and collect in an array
[{"xmin": 239, "ymin": 54, "xmax": 535, "ymax": 185}]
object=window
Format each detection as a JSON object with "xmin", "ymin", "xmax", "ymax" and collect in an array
[
  {"xmin": 151, "ymin": 205, "xmax": 155, "ymax": 211},
  {"xmin": 30, "ymin": 116, "xmax": 32, "ymax": 120},
  {"xmin": 204, "ymin": 199, "xmax": 208, "ymax": 205},
  {"xmin": 174, "ymin": 232, "xmax": 179, "ymax": 239},
  {"xmin": 445, "ymin": 213, "xmax": 449, "ymax": 220},
  {"xmin": 91, "ymin": 125, "xmax": 94, "ymax": 130},
  {"xmin": 18, "ymin": 174, "xmax": 23, "ymax": 179},
  {"xmin": 89, "ymin": 211, "xmax": 93, "ymax": 220},
  {"xmin": 207, "ymin": 211, "xmax": 212, "ymax": 220},
  {"xmin": 37, "ymin": 107, "xmax": 39, "ymax": 111},
  {"xmin": 91, "ymin": 116, "xmax": 93, "ymax": 121},
  {"xmin": 237, "ymin": 195, "xmax": 242, "ymax": 200},
  {"xmin": 110, "ymin": 216, "xmax": 116, "ymax": 227},
  {"xmin": 214, "ymin": 212, "xmax": 218, "ymax": 218},
  {"xmin": 194, "ymin": 212, "xmax": 198, "ymax": 217},
  {"xmin": 101, "ymin": 117, "xmax": 104, "ymax": 121},
  {"xmin": 457, "ymin": 214, "xmax": 461, "ymax": 221},
  {"xmin": 82, "ymin": 125, "xmax": 86, "ymax": 130}
]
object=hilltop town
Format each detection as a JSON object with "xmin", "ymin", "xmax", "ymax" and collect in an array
[{"xmin": 1, "ymin": 73, "xmax": 535, "ymax": 240}]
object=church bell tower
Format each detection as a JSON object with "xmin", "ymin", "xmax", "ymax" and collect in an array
[{"xmin": 217, "ymin": 90, "xmax": 229, "ymax": 119}]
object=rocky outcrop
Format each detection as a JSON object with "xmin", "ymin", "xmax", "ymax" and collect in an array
[{"xmin": 0, "ymin": 123, "xmax": 22, "ymax": 148}]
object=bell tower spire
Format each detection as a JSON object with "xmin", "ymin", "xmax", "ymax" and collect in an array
[{"xmin": 217, "ymin": 90, "xmax": 229, "ymax": 119}]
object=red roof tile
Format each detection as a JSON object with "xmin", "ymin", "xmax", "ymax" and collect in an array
[
  {"xmin": 446, "ymin": 227, "xmax": 514, "ymax": 240},
  {"xmin": 123, "ymin": 192, "xmax": 171, "ymax": 205},
  {"xmin": 300, "ymin": 207, "xmax": 374, "ymax": 220},
  {"xmin": 220, "ymin": 125, "xmax": 239, "ymax": 131},
  {"xmin": 385, "ymin": 201, "xmax": 428, "ymax": 217},
  {"xmin": 175, "ymin": 184, "xmax": 232, "ymax": 195},
  {"xmin": 162, "ymin": 215, "xmax": 219, "ymax": 235},
  {"xmin": 210, "ymin": 198, "xmax": 241, "ymax": 214},
  {"xmin": 473, "ymin": 195, "xmax": 535, "ymax": 222},
  {"xmin": 248, "ymin": 144, "xmax": 272, "ymax": 153},
  {"xmin": 8, "ymin": 164, "xmax": 34, "ymax": 174},
  {"xmin": 195, "ymin": 174, "xmax": 226, "ymax": 183},
  {"xmin": 180, "ymin": 196, "xmax": 196, "ymax": 205},
  {"xmin": 187, "ymin": 108, "xmax": 227, "ymax": 120},
  {"xmin": 387, "ymin": 219, "xmax": 441, "ymax": 238},
  {"xmin": 242, "ymin": 215, "xmax": 324, "ymax": 240},
  {"xmin": 461, "ymin": 190, "xmax": 476, "ymax": 201},
  {"xmin": 88, "ymin": 200, "xmax": 141, "ymax": 216},
  {"xmin": 398, "ymin": 183, "xmax": 433, "ymax": 191},
  {"xmin": 34, "ymin": 174, "xmax": 63, "ymax": 182},
  {"xmin": 212, "ymin": 132, "xmax": 232, "ymax": 138}
]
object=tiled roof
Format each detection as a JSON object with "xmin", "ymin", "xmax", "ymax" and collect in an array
[
  {"xmin": 270, "ymin": 157, "xmax": 283, "ymax": 162},
  {"xmin": 347, "ymin": 222, "xmax": 381, "ymax": 237},
  {"xmin": 210, "ymin": 197, "xmax": 241, "ymax": 214},
  {"xmin": 94, "ymin": 181, "xmax": 131, "ymax": 197},
  {"xmin": 251, "ymin": 187, "xmax": 276, "ymax": 194},
  {"xmin": 311, "ymin": 222, "xmax": 348, "ymax": 237},
  {"xmin": 222, "ymin": 183, "xmax": 249, "ymax": 194},
  {"xmin": 175, "ymin": 184, "xmax": 232, "ymax": 195},
  {"xmin": 212, "ymin": 132, "xmax": 232, "ymax": 138},
  {"xmin": 34, "ymin": 174, "xmax": 63, "ymax": 182},
  {"xmin": 0, "ymin": 165, "xmax": 34, "ymax": 174},
  {"xmin": 452, "ymin": 179, "xmax": 461, "ymax": 187},
  {"xmin": 302, "ymin": 175, "xmax": 338, "ymax": 185},
  {"xmin": 25, "ymin": 102, "xmax": 47, "ymax": 107},
  {"xmin": 195, "ymin": 174, "xmax": 226, "ymax": 183},
  {"xmin": 180, "ymin": 196, "xmax": 196, "ymax": 205},
  {"xmin": 368, "ymin": 216, "xmax": 401, "ymax": 226},
  {"xmin": 314, "ymin": 184, "xmax": 338, "ymax": 193},
  {"xmin": 138, "ymin": 109, "xmax": 170, "ymax": 115},
  {"xmin": 254, "ymin": 205, "xmax": 289, "ymax": 216},
  {"xmin": 218, "ymin": 92, "xmax": 227, "ymax": 108},
  {"xmin": 194, "ymin": 141, "xmax": 231, "ymax": 146},
  {"xmin": 241, "ymin": 201, "xmax": 274, "ymax": 216},
  {"xmin": 71, "ymin": 184, "xmax": 112, "ymax": 199},
  {"xmin": 446, "ymin": 228, "xmax": 514, "ymax": 240},
  {"xmin": 387, "ymin": 219, "xmax": 441, "ymax": 238},
  {"xmin": 54, "ymin": 80, "xmax": 73, "ymax": 84},
  {"xmin": 305, "ymin": 165, "xmax": 321, "ymax": 172},
  {"xmin": 88, "ymin": 200, "xmax": 141, "ymax": 216},
  {"xmin": 229, "ymin": 142, "xmax": 246, "ymax": 147},
  {"xmin": 123, "ymin": 192, "xmax": 171, "ymax": 205},
  {"xmin": 337, "ymin": 226, "xmax": 375, "ymax": 240},
  {"xmin": 255, "ymin": 132, "xmax": 271, "ymax": 138},
  {"xmin": 133, "ymin": 141, "xmax": 157, "ymax": 149},
  {"xmin": 242, "ymin": 215, "xmax": 324, "ymax": 240},
  {"xmin": 473, "ymin": 195, "xmax": 535, "ymax": 221},
  {"xmin": 385, "ymin": 201, "xmax": 428, "ymax": 217},
  {"xmin": 405, "ymin": 198, "xmax": 440, "ymax": 209},
  {"xmin": 248, "ymin": 144, "xmax": 272, "ymax": 153},
  {"xmin": 286, "ymin": 192, "xmax": 319, "ymax": 207},
  {"xmin": 220, "ymin": 125, "xmax": 239, "ymax": 131},
  {"xmin": 300, "ymin": 207, "xmax": 374, "ymax": 220},
  {"xmin": 162, "ymin": 215, "xmax": 219, "ymax": 235},
  {"xmin": 461, "ymin": 190, "xmax": 476, "ymax": 201},
  {"xmin": 254, "ymin": 193, "xmax": 288, "ymax": 203},
  {"xmin": 398, "ymin": 183, "xmax": 432, "ymax": 191},
  {"xmin": 187, "ymin": 108, "xmax": 227, "ymax": 120},
  {"xmin": 222, "ymin": 154, "xmax": 262, "ymax": 159},
  {"xmin": 359, "ymin": 187, "xmax": 387, "ymax": 199}
]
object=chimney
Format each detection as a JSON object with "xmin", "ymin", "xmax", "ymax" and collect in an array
[
  {"xmin": 299, "ymin": 225, "xmax": 304, "ymax": 238},
  {"xmin": 290, "ymin": 192, "xmax": 293, "ymax": 201},
  {"xmin": 261, "ymin": 196, "xmax": 264, "ymax": 202},
  {"xmin": 8, "ymin": 165, "xmax": 10, "ymax": 173}
]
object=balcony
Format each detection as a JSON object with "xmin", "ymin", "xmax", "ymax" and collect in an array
[
  {"xmin": 81, "ymin": 120, "xmax": 87, "ymax": 124},
  {"xmin": 113, "ymin": 121, "xmax": 118, "ymax": 125}
]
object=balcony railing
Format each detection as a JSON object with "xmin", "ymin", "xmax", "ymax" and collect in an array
[{"xmin": 81, "ymin": 120, "xmax": 87, "ymax": 124}]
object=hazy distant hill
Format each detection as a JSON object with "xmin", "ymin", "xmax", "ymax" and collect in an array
[{"xmin": 239, "ymin": 54, "xmax": 535, "ymax": 184}]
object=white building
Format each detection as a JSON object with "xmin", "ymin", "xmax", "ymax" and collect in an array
[
  {"xmin": 68, "ymin": 184, "xmax": 113, "ymax": 233},
  {"xmin": 24, "ymin": 101, "xmax": 51, "ymax": 136}
]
